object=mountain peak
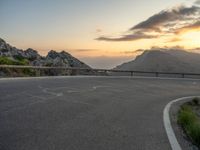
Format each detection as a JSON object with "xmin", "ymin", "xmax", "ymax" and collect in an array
[
  {"xmin": 60, "ymin": 50, "xmax": 71, "ymax": 56},
  {"xmin": 0, "ymin": 38, "xmax": 5, "ymax": 43},
  {"xmin": 47, "ymin": 50, "xmax": 60, "ymax": 58},
  {"xmin": 115, "ymin": 49, "xmax": 200, "ymax": 73}
]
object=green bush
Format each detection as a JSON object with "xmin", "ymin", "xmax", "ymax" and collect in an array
[
  {"xmin": 192, "ymin": 97, "xmax": 200, "ymax": 105},
  {"xmin": 0, "ymin": 56, "xmax": 15, "ymax": 65},
  {"xmin": 0, "ymin": 56, "xmax": 29, "ymax": 65},
  {"xmin": 22, "ymin": 68, "xmax": 36, "ymax": 76},
  {"xmin": 0, "ymin": 56, "xmax": 35, "ymax": 76},
  {"xmin": 14, "ymin": 55, "xmax": 24, "ymax": 61},
  {"xmin": 178, "ymin": 104, "xmax": 200, "ymax": 147}
]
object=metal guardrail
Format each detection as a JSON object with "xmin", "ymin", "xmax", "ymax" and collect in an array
[{"xmin": 0, "ymin": 65, "xmax": 200, "ymax": 78}]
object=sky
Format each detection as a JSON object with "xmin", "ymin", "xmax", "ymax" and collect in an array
[{"xmin": 1, "ymin": 0, "xmax": 200, "ymax": 68}]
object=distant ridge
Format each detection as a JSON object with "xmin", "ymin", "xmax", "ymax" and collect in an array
[{"xmin": 115, "ymin": 48, "xmax": 200, "ymax": 73}]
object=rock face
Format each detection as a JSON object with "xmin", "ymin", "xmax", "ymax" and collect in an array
[
  {"xmin": 115, "ymin": 49, "xmax": 200, "ymax": 73},
  {"xmin": 0, "ymin": 38, "xmax": 90, "ymax": 69},
  {"xmin": 41, "ymin": 50, "xmax": 89, "ymax": 68},
  {"xmin": 0, "ymin": 38, "xmax": 91, "ymax": 77},
  {"xmin": 24, "ymin": 48, "xmax": 42, "ymax": 61},
  {"xmin": 0, "ymin": 38, "xmax": 42, "ymax": 61}
]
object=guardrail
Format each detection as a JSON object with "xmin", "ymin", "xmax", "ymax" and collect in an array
[{"xmin": 0, "ymin": 65, "xmax": 200, "ymax": 78}]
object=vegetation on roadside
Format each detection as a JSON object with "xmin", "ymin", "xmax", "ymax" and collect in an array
[
  {"xmin": 178, "ymin": 98, "xmax": 200, "ymax": 148},
  {"xmin": 0, "ymin": 56, "xmax": 37, "ymax": 76},
  {"xmin": 0, "ymin": 56, "xmax": 29, "ymax": 65}
]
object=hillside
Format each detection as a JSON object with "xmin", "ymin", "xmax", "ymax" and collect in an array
[
  {"xmin": 0, "ymin": 38, "xmax": 90, "ymax": 76},
  {"xmin": 115, "ymin": 49, "xmax": 200, "ymax": 73},
  {"xmin": 0, "ymin": 38, "xmax": 90, "ymax": 68}
]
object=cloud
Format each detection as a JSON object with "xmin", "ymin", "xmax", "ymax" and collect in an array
[
  {"xmin": 72, "ymin": 49, "xmax": 99, "ymax": 52},
  {"xmin": 96, "ymin": 4, "xmax": 200, "ymax": 42},
  {"xmin": 122, "ymin": 49, "xmax": 145, "ymax": 54},
  {"xmin": 192, "ymin": 47, "xmax": 200, "ymax": 51},
  {"xmin": 96, "ymin": 28, "xmax": 102, "ymax": 33},
  {"xmin": 135, "ymin": 46, "xmax": 186, "ymax": 53},
  {"xmin": 167, "ymin": 37, "xmax": 182, "ymax": 43},
  {"xmin": 195, "ymin": 0, "xmax": 200, "ymax": 5},
  {"xmin": 175, "ymin": 21, "xmax": 200, "ymax": 34},
  {"xmin": 130, "ymin": 5, "xmax": 200, "ymax": 32},
  {"xmin": 96, "ymin": 31, "xmax": 157, "ymax": 41}
]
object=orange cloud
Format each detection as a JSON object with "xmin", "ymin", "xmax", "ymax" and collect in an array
[
  {"xmin": 96, "ymin": 28, "xmax": 102, "ymax": 33},
  {"xmin": 175, "ymin": 21, "xmax": 200, "ymax": 34},
  {"xmin": 167, "ymin": 37, "xmax": 182, "ymax": 43},
  {"xmin": 96, "ymin": 5, "xmax": 200, "ymax": 42}
]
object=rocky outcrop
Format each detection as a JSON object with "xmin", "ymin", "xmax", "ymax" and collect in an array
[
  {"xmin": 0, "ymin": 38, "xmax": 90, "ymax": 69},
  {"xmin": 24, "ymin": 48, "xmax": 42, "ymax": 61},
  {"xmin": 0, "ymin": 38, "xmax": 91, "ymax": 77}
]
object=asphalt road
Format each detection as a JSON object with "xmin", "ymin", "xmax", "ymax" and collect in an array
[{"xmin": 0, "ymin": 76, "xmax": 200, "ymax": 150}]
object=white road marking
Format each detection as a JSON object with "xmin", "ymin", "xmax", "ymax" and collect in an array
[
  {"xmin": 48, "ymin": 85, "xmax": 111, "ymax": 93},
  {"xmin": 1, "ymin": 75, "xmax": 200, "ymax": 81},
  {"xmin": 24, "ymin": 93, "xmax": 47, "ymax": 100},
  {"xmin": 92, "ymin": 85, "xmax": 110, "ymax": 90},
  {"xmin": 38, "ymin": 86, "xmax": 63, "ymax": 97},
  {"xmin": 163, "ymin": 96, "xmax": 200, "ymax": 150}
]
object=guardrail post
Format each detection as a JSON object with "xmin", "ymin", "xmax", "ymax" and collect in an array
[
  {"xmin": 71, "ymin": 69, "xmax": 77, "ymax": 76},
  {"xmin": 182, "ymin": 74, "xmax": 185, "ymax": 78},
  {"xmin": 36, "ymin": 69, "xmax": 41, "ymax": 76},
  {"xmin": 66, "ymin": 68, "xmax": 70, "ymax": 75},
  {"xmin": 156, "ymin": 72, "xmax": 159, "ymax": 77},
  {"xmin": 131, "ymin": 71, "xmax": 134, "ymax": 76}
]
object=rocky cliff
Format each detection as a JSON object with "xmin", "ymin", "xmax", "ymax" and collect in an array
[
  {"xmin": 0, "ymin": 38, "xmax": 90, "ymax": 77},
  {"xmin": 0, "ymin": 38, "xmax": 90, "ymax": 68}
]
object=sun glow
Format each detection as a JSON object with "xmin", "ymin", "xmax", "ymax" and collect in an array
[{"xmin": 180, "ymin": 30, "xmax": 200, "ymax": 48}]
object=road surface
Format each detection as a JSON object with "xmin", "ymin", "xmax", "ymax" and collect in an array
[{"xmin": 0, "ymin": 76, "xmax": 200, "ymax": 150}]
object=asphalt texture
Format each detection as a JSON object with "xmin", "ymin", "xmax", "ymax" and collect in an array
[{"xmin": 0, "ymin": 76, "xmax": 200, "ymax": 150}]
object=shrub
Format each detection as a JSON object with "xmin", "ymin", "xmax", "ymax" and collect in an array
[
  {"xmin": 178, "ymin": 104, "xmax": 200, "ymax": 147},
  {"xmin": 192, "ymin": 97, "xmax": 200, "ymax": 106},
  {"xmin": 22, "ymin": 68, "xmax": 36, "ymax": 76},
  {"xmin": 0, "ymin": 56, "xmax": 15, "ymax": 65},
  {"xmin": 0, "ymin": 56, "xmax": 33, "ymax": 76},
  {"xmin": 0, "ymin": 56, "xmax": 29, "ymax": 65}
]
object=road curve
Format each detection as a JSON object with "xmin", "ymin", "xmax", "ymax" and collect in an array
[{"xmin": 0, "ymin": 76, "xmax": 200, "ymax": 150}]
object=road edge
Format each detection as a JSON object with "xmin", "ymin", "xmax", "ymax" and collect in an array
[
  {"xmin": 163, "ymin": 96, "xmax": 200, "ymax": 150},
  {"xmin": 1, "ymin": 76, "xmax": 200, "ymax": 81}
]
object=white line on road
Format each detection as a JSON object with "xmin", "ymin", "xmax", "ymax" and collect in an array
[
  {"xmin": 1, "ymin": 76, "xmax": 200, "ymax": 81},
  {"xmin": 163, "ymin": 96, "xmax": 200, "ymax": 150},
  {"xmin": 38, "ymin": 85, "xmax": 63, "ymax": 97}
]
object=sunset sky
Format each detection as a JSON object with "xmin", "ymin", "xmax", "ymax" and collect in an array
[{"xmin": 1, "ymin": 0, "xmax": 200, "ymax": 68}]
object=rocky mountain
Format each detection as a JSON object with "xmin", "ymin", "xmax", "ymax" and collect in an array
[
  {"xmin": 115, "ymin": 49, "xmax": 200, "ymax": 73},
  {"xmin": 0, "ymin": 38, "xmax": 91, "ymax": 77},
  {"xmin": 0, "ymin": 38, "xmax": 90, "ymax": 68},
  {"xmin": 39, "ymin": 50, "xmax": 89, "ymax": 68}
]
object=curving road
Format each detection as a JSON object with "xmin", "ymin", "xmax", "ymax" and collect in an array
[{"xmin": 0, "ymin": 76, "xmax": 200, "ymax": 150}]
